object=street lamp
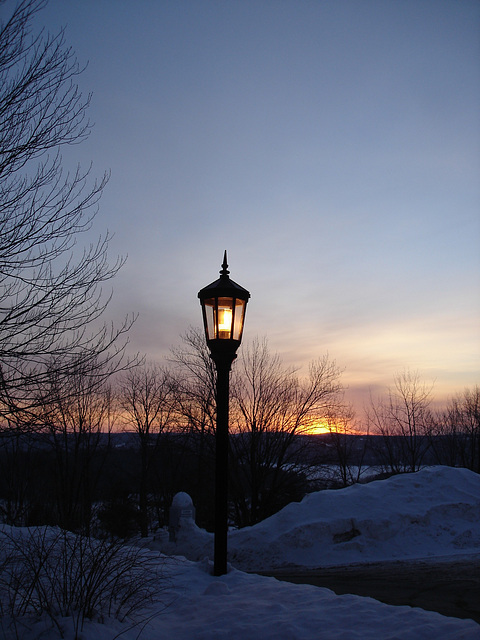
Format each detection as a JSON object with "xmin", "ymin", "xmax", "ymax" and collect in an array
[{"xmin": 198, "ymin": 251, "xmax": 250, "ymax": 576}]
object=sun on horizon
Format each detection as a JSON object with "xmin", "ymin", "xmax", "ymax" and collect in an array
[
  {"xmin": 303, "ymin": 420, "xmax": 369, "ymax": 436},
  {"xmin": 304, "ymin": 420, "xmax": 332, "ymax": 435}
]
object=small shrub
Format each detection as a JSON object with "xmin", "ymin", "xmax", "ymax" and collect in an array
[{"xmin": 0, "ymin": 525, "xmax": 169, "ymax": 638}]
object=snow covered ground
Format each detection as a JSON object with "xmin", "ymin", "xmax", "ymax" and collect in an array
[{"xmin": 2, "ymin": 466, "xmax": 480, "ymax": 639}]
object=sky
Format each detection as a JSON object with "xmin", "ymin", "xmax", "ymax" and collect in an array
[{"xmin": 19, "ymin": 0, "xmax": 480, "ymax": 412}]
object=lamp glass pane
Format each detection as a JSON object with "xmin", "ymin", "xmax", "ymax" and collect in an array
[
  {"xmin": 233, "ymin": 298, "xmax": 246, "ymax": 340},
  {"xmin": 203, "ymin": 298, "xmax": 216, "ymax": 341}
]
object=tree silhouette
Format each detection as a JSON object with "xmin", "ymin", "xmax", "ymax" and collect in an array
[{"xmin": 0, "ymin": 0, "xmax": 133, "ymax": 421}]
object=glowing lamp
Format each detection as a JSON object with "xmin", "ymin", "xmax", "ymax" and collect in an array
[{"xmin": 198, "ymin": 251, "xmax": 250, "ymax": 359}]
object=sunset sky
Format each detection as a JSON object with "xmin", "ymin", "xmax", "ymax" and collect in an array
[{"xmin": 25, "ymin": 0, "xmax": 479, "ymax": 412}]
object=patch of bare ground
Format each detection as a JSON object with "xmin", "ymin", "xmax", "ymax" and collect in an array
[{"xmin": 261, "ymin": 558, "xmax": 480, "ymax": 625}]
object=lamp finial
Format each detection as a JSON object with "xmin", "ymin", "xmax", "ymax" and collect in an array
[{"xmin": 220, "ymin": 250, "xmax": 229, "ymax": 277}]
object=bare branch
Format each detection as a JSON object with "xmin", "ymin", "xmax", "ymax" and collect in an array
[{"xmin": 0, "ymin": 0, "xmax": 136, "ymax": 412}]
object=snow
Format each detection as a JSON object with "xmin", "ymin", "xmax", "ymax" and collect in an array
[
  {"xmin": 159, "ymin": 465, "xmax": 480, "ymax": 571},
  {"xmin": 2, "ymin": 466, "xmax": 480, "ymax": 639},
  {"xmin": 171, "ymin": 491, "xmax": 195, "ymax": 509}
]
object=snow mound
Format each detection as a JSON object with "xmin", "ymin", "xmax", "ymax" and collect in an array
[
  {"xmin": 157, "ymin": 466, "xmax": 480, "ymax": 571},
  {"xmin": 230, "ymin": 466, "xmax": 480, "ymax": 570}
]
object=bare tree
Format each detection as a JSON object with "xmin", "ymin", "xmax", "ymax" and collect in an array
[
  {"xmin": 431, "ymin": 386, "xmax": 479, "ymax": 472},
  {"xmin": 169, "ymin": 328, "xmax": 217, "ymax": 526},
  {"xmin": 31, "ymin": 358, "xmax": 118, "ymax": 533},
  {"xmin": 325, "ymin": 404, "xmax": 370, "ymax": 487},
  {"xmin": 230, "ymin": 338, "xmax": 343, "ymax": 526},
  {"xmin": 366, "ymin": 370, "xmax": 433, "ymax": 474},
  {"xmin": 0, "ymin": 420, "xmax": 36, "ymax": 525},
  {"xmin": 118, "ymin": 363, "xmax": 176, "ymax": 537},
  {"xmin": 452, "ymin": 386, "xmax": 479, "ymax": 472},
  {"xmin": 170, "ymin": 333, "xmax": 344, "ymax": 527},
  {"xmin": 429, "ymin": 405, "xmax": 464, "ymax": 469},
  {"xmin": 0, "ymin": 0, "xmax": 133, "ymax": 418},
  {"xmin": 170, "ymin": 327, "xmax": 217, "ymax": 439}
]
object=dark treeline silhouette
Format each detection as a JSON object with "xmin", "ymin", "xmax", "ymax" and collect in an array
[
  {"xmin": 0, "ymin": 360, "xmax": 478, "ymax": 539},
  {"xmin": 0, "ymin": 430, "xmax": 210, "ymax": 536},
  {"xmin": 0, "ymin": 330, "xmax": 346, "ymax": 536}
]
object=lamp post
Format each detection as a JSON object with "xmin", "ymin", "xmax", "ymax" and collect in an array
[{"xmin": 198, "ymin": 251, "xmax": 250, "ymax": 576}]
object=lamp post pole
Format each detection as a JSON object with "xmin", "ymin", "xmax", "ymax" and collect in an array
[
  {"xmin": 212, "ymin": 352, "xmax": 234, "ymax": 576},
  {"xmin": 198, "ymin": 252, "xmax": 250, "ymax": 576}
]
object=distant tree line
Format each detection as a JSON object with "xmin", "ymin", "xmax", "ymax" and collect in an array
[
  {"xmin": 0, "ymin": 329, "xmax": 478, "ymax": 539},
  {"xmin": 0, "ymin": 330, "xmax": 345, "ymax": 535}
]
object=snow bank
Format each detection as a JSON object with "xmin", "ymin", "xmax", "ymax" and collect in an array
[
  {"xmin": 2, "ymin": 467, "xmax": 480, "ymax": 639},
  {"xmin": 17, "ymin": 555, "xmax": 480, "ymax": 640},
  {"xmin": 129, "ymin": 557, "xmax": 480, "ymax": 640},
  {"xmin": 157, "ymin": 466, "xmax": 480, "ymax": 571}
]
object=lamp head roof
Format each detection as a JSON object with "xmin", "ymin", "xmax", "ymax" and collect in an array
[{"xmin": 198, "ymin": 251, "xmax": 250, "ymax": 301}]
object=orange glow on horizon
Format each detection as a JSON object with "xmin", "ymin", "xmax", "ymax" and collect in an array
[
  {"xmin": 304, "ymin": 420, "xmax": 332, "ymax": 435},
  {"xmin": 302, "ymin": 420, "xmax": 368, "ymax": 436},
  {"xmin": 303, "ymin": 420, "xmax": 370, "ymax": 436}
]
